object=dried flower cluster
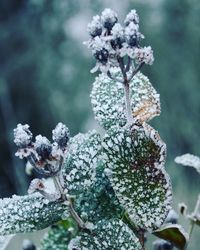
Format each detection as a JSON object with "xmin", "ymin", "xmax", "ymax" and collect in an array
[
  {"xmin": 14, "ymin": 123, "xmax": 70, "ymax": 177},
  {"xmin": 84, "ymin": 8, "xmax": 154, "ymax": 74}
]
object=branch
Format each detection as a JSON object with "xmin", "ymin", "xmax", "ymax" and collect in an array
[{"xmin": 128, "ymin": 62, "xmax": 145, "ymax": 82}]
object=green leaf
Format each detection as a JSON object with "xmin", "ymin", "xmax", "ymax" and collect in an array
[
  {"xmin": 64, "ymin": 130, "xmax": 102, "ymax": 195},
  {"xmin": 91, "ymin": 68, "xmax": 160, "ymax": 130},
  {"xmin": 68, "ymin": 219, "xmax": 142, "ymax": 250},
  {"xmin": 154, "ymin": 224, "xmax": 189, "ymax": 250},
  {"xmin": 40, "ymin": 219, "xmax": 77, "ymax": 250},
  {"xmin": 74, "ymin": 162, "xmax": 123, "ymax": 223},
  {"xmin": 102, "ymin": 124, "xmax": 172, "ymax": 231},
  {"xmin": 0, "ymin": 193, "xmax": 67, "ymax": 235}
]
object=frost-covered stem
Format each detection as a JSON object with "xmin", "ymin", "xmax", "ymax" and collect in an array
[
  {"xmin": 138, "ymin": 231, "xmax": 146, "ymax": 250},
  {"xmin": 53, "ymin": 175, "xmax": 65, "ymax": 200},
  {"xmin": 124, "ymin": 80, "xmax": 133, "ymax": 124},
  {"xmin": 189, "ymin": 194, "xmax": 200, "ymax": 238},
  {"xmin": 128, "ymin": 62, "xmax": 144, "ymax": 82},
  {"xmin": 53, "ymin": 174, "xmax": 86, "ymax": 229},
  {"xmin": 67, "ymin": 196, "xmax": 86, "ymax": 229},
  {"xmin": 118, "ymin": 57, "xmax": 133, "ymax": 124}
]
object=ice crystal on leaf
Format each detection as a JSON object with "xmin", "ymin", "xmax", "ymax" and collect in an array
[
  {"xmin": 64, "ymin": 130, "xmax": 102, "ymax": 195},
  {"xmin": 0, "ymin": 193, "xmax": 67, "ymax": 235},
  {"xmin": 68, "ymin": 219, "xmax": 142, "ymax": 250},
  {"xmin": 40, "ymin": 220, "xmax": 76, "ymax": 250},
  {"xmin": 175, "ymin": 153, "xmax": 200, "ymax": 174},
  {"xmin": 102, "ymin": 124, "xmax": 172, "ymax": 231},
  {"xmin": 91, "ymin": 68, "xmax": 160, "ymax": 130}
]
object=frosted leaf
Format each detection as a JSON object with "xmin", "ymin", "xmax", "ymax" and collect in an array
[
  {"xmin": 40, "ymin": 220, "xmax": 76, "ymax": 250},
  {"xmin": 175, "ymin": 153, "xmax": 200, "ymax": 174},
  {"xmin": 91, "ymin": 68, "xmax": 160, "ymax": 130},
  {"xmin": 64, "ymin": 130, "xmax": 101, "ymax": 195},
  {"xmin": 68, "ymin": 219, "xmax": 142, "ymax": 250},
  {"xmin": 0, "ymin": 235, "xmax": 14, "ymax": 250},
  {"xmin": 0, "ymin": 193, "xmax": 67, "ymax": 235},
  {"xmin": 74, "ymin": 163, "xmax": 123, "ymax": 223},
  {"xmin": 102, "ymin": 124, "xmax": 172, "ymax": 231},
  {"xmin": 154, "ymin": 224, "xmax": 189, "ymax": 250}
]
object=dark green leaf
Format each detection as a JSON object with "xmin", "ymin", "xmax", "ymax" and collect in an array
[
  {"xmin": 154, "ymin": 224, "xmax": 189, "ymax": 250},
  {"xmin": 102, "ymin": 124, "xmax": 172, "ymax": 231}
]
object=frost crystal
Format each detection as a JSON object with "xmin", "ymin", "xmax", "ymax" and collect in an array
[
  {"xmin": 134, "ymin": 46, "xmax": 154, "ymax": 65},
  {"xmin": 175, "ymin": 153, "xmax": 200, "ymax": 174},
  {"xmin": 52, "ymin": 122, "xmax": 70, "ymax": 148}
]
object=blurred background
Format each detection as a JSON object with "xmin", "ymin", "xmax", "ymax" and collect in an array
[{"xmin": 0, "ymin": 0, "xmax": 199, "ymax": 249}]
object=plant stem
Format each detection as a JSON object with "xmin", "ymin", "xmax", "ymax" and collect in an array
[
  {"xmin": 53, "ymin": 174, "xmax": 86, "ymax": 229},
  {"xmin": 188, "ymin": 194, "xmax": 200, "ymax": 238},
  {"xmin": 124, "ymin": 80, "xmax": 133, "ymax": 124}
]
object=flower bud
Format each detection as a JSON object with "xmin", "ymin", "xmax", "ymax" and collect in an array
[
  {"xmin": 52, "ymin": 122, "xmax": 70, "ymax": 148},
  {"xmin": 14, "ymin": 124, "xmax": 32, "ymax": 148},
  {"xmin": 35, "ymin": 135, "xmax": 52, "ymax": 160},
  {"xmin": 88, "ymin": 15, "xmax": 102, "ymax": 37},
  {"xmin": 101, "ymin": 8, "xmax": 118, "ymax": 31}
]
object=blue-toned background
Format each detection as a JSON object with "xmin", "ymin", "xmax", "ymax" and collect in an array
[{"xmin": 0, "ymin": 0, "xmax": 199, "ymax": 249}]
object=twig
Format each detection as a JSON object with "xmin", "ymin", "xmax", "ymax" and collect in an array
[{"xmin": 128, "ymin": 62, "xmax": 145, "ymax": 82}]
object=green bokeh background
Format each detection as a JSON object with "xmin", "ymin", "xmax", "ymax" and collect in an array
[{"xmin": 0, "ymin": 0, "xmax": 199, "ymax": 249}]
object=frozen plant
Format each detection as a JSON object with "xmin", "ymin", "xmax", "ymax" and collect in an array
[{"xmin": 0, "ymin": 8, "xmax": 191, "ymax": 250}]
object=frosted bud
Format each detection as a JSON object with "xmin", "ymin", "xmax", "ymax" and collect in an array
[
  {"xmin": 179, "ymin": 202, "xmax": 188, "ymax": 216},
  {"xmin": 22, "ymin": 239, "xmax": 36, "ymax": 250},
  {"xmin": 35, "ymin": 135, "xmax": 52, "ymax": 160},
  {"xmin": 124, "ymin": 9, "xmax": 139, "ymax": 26},
  {"xmin": 101, "ymin": 8, "xmax": 118, "ymax": 31},
  {"xmin": 134, "ymin": 46, "xmax": 154, "ymax": 65},
  {"xmin": 165, "ymin": 209, "xmax": 178, "ymax": 224},
  {"xmin": 88, "ymin": 15, "xmax": 102, "ymax": 37},
  {"xmin": 153, "ymin": 239, "xmax": 173, "ymax": 250},
  {"xmin": 52, "ymin": 122, "xmax": 70, "ymax": 148},
  {"xmin": 14, "ymin": 124, "xmax": 32, "ymax": 148}
]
